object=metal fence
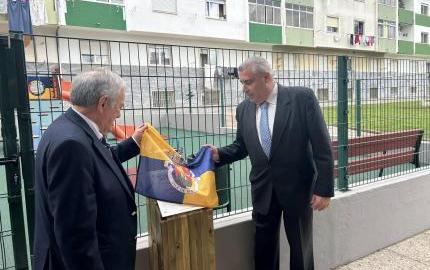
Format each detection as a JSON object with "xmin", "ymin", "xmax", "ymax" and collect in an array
[{"xmin": 0, "ymin": 32, "xmax": 430, "ymax": 268}]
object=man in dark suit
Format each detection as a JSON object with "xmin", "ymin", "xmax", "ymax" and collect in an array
[
  {"xmin": 209, "ymin": 57, "xmax": 334, "ymax": 270},
  {"xmin": 34, "ymin": 68, "xmax": 147, "ymax": 270}
]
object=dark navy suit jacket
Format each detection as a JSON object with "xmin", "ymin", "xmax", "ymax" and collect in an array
[
  {"xmin": 34, "ymin": 108, "xmax": 140, "ymax": 270},
  {"xmin": 218, "ymin": 85, "xmax": 334, "ymax": 216}
]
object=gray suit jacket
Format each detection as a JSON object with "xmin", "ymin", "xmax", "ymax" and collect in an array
[{"xmin": 218, "ymin": 85, "xmax": 334, "ymax": 215}]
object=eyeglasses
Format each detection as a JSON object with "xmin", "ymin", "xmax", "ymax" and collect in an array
[{"xmin": 239, "ymin": 78, "xmax": 255, "ymax": 86}]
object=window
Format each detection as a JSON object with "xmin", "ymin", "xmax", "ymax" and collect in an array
[
  {"xmin": 387, "ymin": 22, "xmax": 396, "ymax": 39},
  {"xmin": 206, "ymin": 0, "xmax": 226, "ymax": 19},
  {"xmin": 421, "ymin": 4, "xmax": 428, "ymax": 15},
  {"xmin": 152, "ymin": 0, "xmax": 177, "ymax": 13},
  {"xmin": 249, "ymin": 0, "xmax": 281, "ymax": 25},
  {"xmin": 378, "ymin": 0, "xmax": 396, "ymax": 6},
  {"xmin": 426, "ymin": 62, "xmax": 430, "ymax": 78},
  {"xmin": 378, "ymin": 20, "xmax": 396, "ymax": 39},
  {"xmin": 317, "ymin": 88, "xmax": 329, "ymax": 101},
  {"xmin": 410, "ymin": 87, "xmax": 417, "ymax": 94},
  {"xmin": 80, "ymin": 40, "xmax": 111, "ymax": 65},
  {"xmin": 369, "ymin": 88, "xmax": 379, "ymax": 99},
  {"xmin": 81, "ymin": 54, "xmax": 110, "ymax": 64},
  {"xmin": 399, "ymin": 25, "xmax": 408, "ymax": 38},
  {"xmin": 421, "ymin": 32, "xmax": 428, "ymax": 44},
  {"xmin": 149, "ymin": 46, "xmax": 172, "ymax": 66},
  {"xmin": 285, "ymin": 3, "xmax": 313, "ymax": 29},
  {"xmin": 151, "ymin": 90, "xmax": 175, "ymax": 108},
  {"xmin": 326, "ymin": 16, "xmax": 339, "ymax": 33},
  {"xmin": 200, "ymin": 53, "xmax": 208, "ymax": 67},
  {"xmin": 378, "ymin": 21, "xmax": 384, "ymax": 37},
  {"xmin": 354, "ymin": 20, "xmax": 364, "ymax": 35},
  {"xmin": 203, "ymin": 90, "xmax": 220, "ymax": 105},
  {"xmin": 390, "ymin": 87, "xmax": 398, "ymax": 96}
]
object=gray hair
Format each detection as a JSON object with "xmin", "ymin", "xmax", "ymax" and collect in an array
[
  {"xmin": 238, "ymin": 56, "xmax": 275, "ymax": 78},
  {"xmin": 70, "ymin": 68, "xmax": 125, "ymax": 108}
]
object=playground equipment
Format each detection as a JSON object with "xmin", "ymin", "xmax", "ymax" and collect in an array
[{"xmin": 28, "ymin": 73, "xmax": 135, "ymax": 142}]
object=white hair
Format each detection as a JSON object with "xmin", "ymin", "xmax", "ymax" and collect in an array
[
  {"xmin": 70, "ymin": 68, "xmax": 125, "ymax": 108},
  {"xmin": 238, "ymin": 56, "xmax": 275, "ymax": 78}
]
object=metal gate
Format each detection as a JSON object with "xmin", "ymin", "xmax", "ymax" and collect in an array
[{"xmin": 0, "ymin": 33, "xmax": 35, "ymax": 270}]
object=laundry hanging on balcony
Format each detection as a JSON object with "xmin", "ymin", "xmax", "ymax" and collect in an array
[
  {"xmin": 349, "ymin": 34, "xmax": 374, "ymax": 47},
  {"xmin": 364, "ymin": 36, "xmax": 375, "ymax": 46},
  {"xmin": 7, "ymin": 0, "xmax": 33, "ymax": 34}
]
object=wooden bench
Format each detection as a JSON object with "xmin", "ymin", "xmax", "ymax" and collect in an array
[{"xmin": 332, "ymin": 129, "xmax": 424, "ymax": 177}]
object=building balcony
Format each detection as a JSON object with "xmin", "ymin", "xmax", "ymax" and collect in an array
[
  {"xmin": 249, "ymin": 23, "xmax": 282, "ymax": 44},
  {"xmin": 398, "ymin": 24, "xmax": 414, "ymax": 42},
  {"xmin": 415, "ymin": 42, "xmax": 430, "ymax": 55},
  {"xmin": 398, "ymin": 40, "xmax": 414, "ymax": 54},
  {"xmin": 398, "ymin": 8, "xmax": 414, "ymax": 25},
  {"xmin": 65, "ymin": 0, "xmax": 126, "ymax": 30},
  {"xmin": 285, "ymin": 27, "xmax": 314, "ymax": 47},
  {"xmin": 415, "ymin": 13, "xmax": 430, "ymax": 27}
]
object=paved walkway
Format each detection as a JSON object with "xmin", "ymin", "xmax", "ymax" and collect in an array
[{"xmin": 335, "ymin": 229, "xmax": 430, "ymax": 270}]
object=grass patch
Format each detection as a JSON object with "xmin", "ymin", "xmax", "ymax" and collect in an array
[{"xmin": 322, "ymin": 101, "xmax": 430, "ymax": 138}]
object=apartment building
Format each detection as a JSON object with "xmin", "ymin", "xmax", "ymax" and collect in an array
[
  {"xmin": 2, "ymin": 0, "xmax": 430, "ymax": 57},
  {"xmin": 1, "ymin": 0, "xmax": 428, "ymax": 109}
]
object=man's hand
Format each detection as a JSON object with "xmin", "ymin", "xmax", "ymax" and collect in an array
[
  {"xmin": 203, "ymin": 144, "xmax": 219, "ymax": 162},
  {"xmin": 132, "ymin": 123, "xmax": 148, "ymax": 145},
  {"xmin": 310, "ymin": 195, "xmax": 331, "ymax": 211}
]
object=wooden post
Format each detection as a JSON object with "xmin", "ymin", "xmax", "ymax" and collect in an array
[{"xmin": 147, "ymin": 199, "xmax": 216, "ymax": 270}]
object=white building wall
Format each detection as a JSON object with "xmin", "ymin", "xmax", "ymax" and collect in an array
[
  {"xmin": 415, "ymin": 0, "xmax": 430, "ymax": 45},
  {"xmin": 414, "ymin": 0, "xmax": 430, "ymax": 13},
  {"xmin": 125, "ymin": 0, "xmax": 248, "ymax": 43},
  {"xmin": 414, "ymin": 25, "xmax": 430, "ymax": 43},
  {"xmin": 402, "ymin": 0, "xmax": 415, "ymax": 10},
  {"xmin": 314, "ymin": 0, "xmax": 377, "ymax": 51}
]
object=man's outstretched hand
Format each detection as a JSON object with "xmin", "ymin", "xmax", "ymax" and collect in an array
[
  {"xmin": 132, "ymin": 123, "xmax": 148, "ymax": 145},
  {"xmin": 310, "ymin": 195, "xmax": 331, "ymax": 211}
]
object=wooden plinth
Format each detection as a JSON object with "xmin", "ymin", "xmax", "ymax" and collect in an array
[{"xmin": 146, "ymin": 199, "xmax": 215, "ymax": 270}]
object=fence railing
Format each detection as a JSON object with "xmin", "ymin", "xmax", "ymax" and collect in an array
[
  {"xmin": 23, "ymin": 33, "xmax": 430, "ymax": 225},
  {"xmin": 1, "ymin": 32, "xmax": 430, "ymax": 269}
]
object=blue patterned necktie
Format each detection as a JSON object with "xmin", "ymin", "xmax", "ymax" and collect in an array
[{"xmin": 259, "ymin": 102, "xmax": 271, "ymax": 158}]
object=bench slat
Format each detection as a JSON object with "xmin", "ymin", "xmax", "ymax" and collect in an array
[
  {"xmin": 334, "ymin": 150, "xmax": 415, "ymax": 177},
  {"xmin": 332, "ymin": 129, "xmax": 423, "ymax": 160}
]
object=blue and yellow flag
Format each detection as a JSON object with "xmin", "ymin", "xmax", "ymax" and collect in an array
[{"xmin": 135, "ymin": 124, "xmax": 218, "ymax": 208}]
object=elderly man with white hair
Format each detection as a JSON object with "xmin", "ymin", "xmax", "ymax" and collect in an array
[{"xmin": 34, "ymin": 68, "xmax": 147, "ymax": 270}]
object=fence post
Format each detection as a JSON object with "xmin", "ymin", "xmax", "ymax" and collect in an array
[
  {"xmin": 0, "ymin": 33, "xmax": 30, "ymax": 269},
  {"xmin": 355, "ymin": 79, "xmax": 361, "ymax": 137},
  {"xmin": 337, "ymin": 56, "xmax": 349, "ymax": 191},
  {"xmin": 10, "ymin": 32, "xmax": 35, "ymax": 255}
]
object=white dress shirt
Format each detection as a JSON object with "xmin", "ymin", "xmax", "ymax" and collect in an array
[
  {"xmin": 72, "ymin": 107, "xmax": 103, "ymax": 140},
  {"xmin": 72, "ymin": 107, "xmax": 140, "ymax": 147},
  {"xmin": 256, "ymin": 84, "xmax": 278, "ymax": 146}
]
